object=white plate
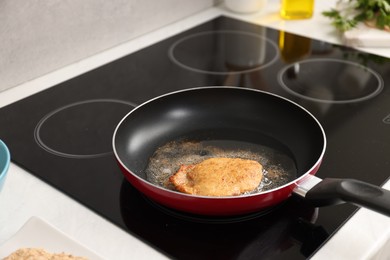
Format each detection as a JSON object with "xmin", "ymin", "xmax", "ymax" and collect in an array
[{"xmin": 0, "ymin": 216, "xmax": 105, "ymax": 259}]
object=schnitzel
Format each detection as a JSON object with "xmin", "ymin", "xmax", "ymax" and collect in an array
[{"xmin": 169, "ymin": 157, "xmax": 263, "ymax": 196}]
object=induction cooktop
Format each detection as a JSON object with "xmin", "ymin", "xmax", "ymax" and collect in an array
[{"xmin": 1, "ymin": 16, "xmax": 390, "ymax": 259}]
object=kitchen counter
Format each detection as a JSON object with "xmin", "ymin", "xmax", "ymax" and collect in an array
[{"xmin": 1, "ymin": 1, "xmax": 390, "ymax": 259}]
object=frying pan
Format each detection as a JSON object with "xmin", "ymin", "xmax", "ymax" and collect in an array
[{"xmin": 113, "ymin": 87, "xmax": 390, "ymax": 216}]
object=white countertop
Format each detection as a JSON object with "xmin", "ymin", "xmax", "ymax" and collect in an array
[{"xmin": 1, "ymin": 1, "xmax": 390, "ymax": 259}]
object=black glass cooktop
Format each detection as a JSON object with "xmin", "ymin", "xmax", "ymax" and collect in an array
[{"xmin": 1, "ymin": 16, "xmax": 390, "ymax": 259}]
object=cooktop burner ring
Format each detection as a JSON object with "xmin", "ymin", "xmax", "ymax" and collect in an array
[
  {"xmin": 168, "ymin": 30, "xmax": 279, "ymax": 75},
  {"xmin": 34, "ymin": 98, "xmax": 136, "ymax": 159},
  {"xmin": 277, "ymin": 58, "xmax": 384, "ymax": 104}
]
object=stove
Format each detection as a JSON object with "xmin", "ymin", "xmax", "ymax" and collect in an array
[{"xmin": 1, "ymin": 16, "xmax": 390, "ymax": 259}]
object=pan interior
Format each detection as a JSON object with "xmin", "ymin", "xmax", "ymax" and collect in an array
[
  {"xmin": 146, "ymin": 135, "xmax": 297, "ymax": 194},
  {"xmin": 114, "ymin": 88, "xmax": 325, "ymax": 188}
]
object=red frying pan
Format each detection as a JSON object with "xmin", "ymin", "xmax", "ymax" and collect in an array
[{"xmin": 113, "ymin": 87, "xmax": 390, "ymax": 216}]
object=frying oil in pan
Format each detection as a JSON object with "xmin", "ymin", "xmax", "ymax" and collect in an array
[{"xmin": 145, "ymin": 139, "xmax": 297, "ymax": 194}]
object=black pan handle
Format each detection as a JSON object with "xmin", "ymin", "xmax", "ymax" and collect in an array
[{"xmin": 294, "ymin": 176, "xmax": 390, "ymax": 217}]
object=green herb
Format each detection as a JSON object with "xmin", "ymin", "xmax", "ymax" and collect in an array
[
  {"xmin": 323, "ymin": 9, "xmax": 358, "ymax": 31},
  {"xmin": 322, "ymin": 0, "xmax": 390, "ymax": 31}
]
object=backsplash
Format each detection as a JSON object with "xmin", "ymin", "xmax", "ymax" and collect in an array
[{"xmin": 0, "ymin": 0, "xmax": 214, "ymax": 91}]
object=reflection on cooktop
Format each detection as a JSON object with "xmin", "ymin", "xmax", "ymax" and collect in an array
[
  {"xmin": 278, "ymin": 58, "xmax": 383, "ymax": 104},
  {"xmin": 119, "ymin": 180, "xmax": 329, "ymax": 259}
]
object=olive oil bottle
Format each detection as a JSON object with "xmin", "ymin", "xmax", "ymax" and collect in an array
[{"xmin": 280, "ymin": 0, "xmax": 314, "ymax": 19}]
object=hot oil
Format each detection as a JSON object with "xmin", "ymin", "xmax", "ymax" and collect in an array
[{"xmin": 145, "ymin": 139, "xmax": 297, "ymax": 194}]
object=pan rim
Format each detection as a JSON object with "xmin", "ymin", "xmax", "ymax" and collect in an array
[{"xmin": 112, "ymin": 86, "xmax": 327, "ymax": 200}]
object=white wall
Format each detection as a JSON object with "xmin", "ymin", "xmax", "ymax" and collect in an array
[{"xmin": 0, "ymin": 0, "xmax": 214, "ymax": 91}]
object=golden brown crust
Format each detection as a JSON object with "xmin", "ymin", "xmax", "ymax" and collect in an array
[{"xmin": 169, "ymin": 157, "xmax": 263, "ymax": 196}]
